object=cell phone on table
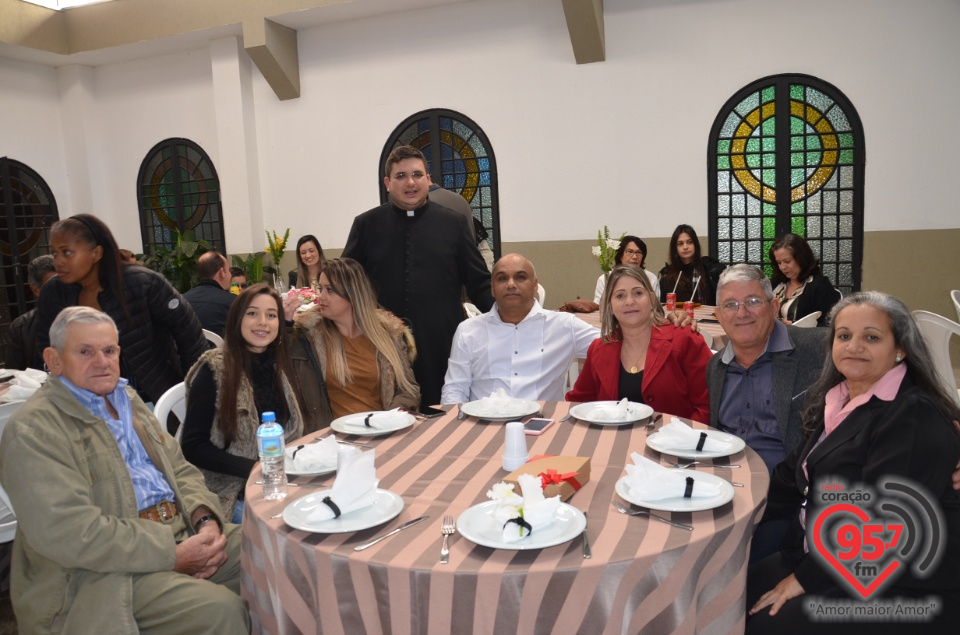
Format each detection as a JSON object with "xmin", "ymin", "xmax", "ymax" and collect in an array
[
  {"xmin": 418, "ymin": 406, "xmax": 446, "ymax": 419},
  {"xmin": 524, "ymin": 418, "xmax": 555, "ymax": 436}
]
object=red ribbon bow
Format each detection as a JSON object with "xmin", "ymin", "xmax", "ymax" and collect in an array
[{"xmin": 539, "ymin": 468, "xmax": 582, "ymax": 491}]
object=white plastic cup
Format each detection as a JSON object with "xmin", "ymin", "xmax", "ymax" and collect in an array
[{"xmin": 502, "ymin": 421, "xmax": 529, "ymax": 471}]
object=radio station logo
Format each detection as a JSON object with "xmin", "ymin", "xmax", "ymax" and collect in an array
[{"xmin": 806, "ymin": 476, "xmax": 945, "ymax": 622}]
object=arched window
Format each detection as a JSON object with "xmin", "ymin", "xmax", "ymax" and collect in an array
[
  {"xmin": 0, "ymin": 157, "xmax": 58, "ymax": 364},
  {"xmin": 137, "ymin": 138, "xmax": 226, "ymax": 254},
  {"xmin": 708, "ymin": 74, "xmax": 865, "ymax": 294},
  {"xmin": 381, "ymin": 109, "xmax": 500, "ymax": 259}
]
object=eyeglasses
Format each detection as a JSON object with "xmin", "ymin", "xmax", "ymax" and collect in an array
[
  {"xmin": 718, "ymin": 297, "xmax": 770, "ymax": 314},
  {"xmin": 623, "ymin": 249, "xmax": 644, "ymax": 257}
]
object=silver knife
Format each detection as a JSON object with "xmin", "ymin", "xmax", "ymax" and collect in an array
[
  {"xmin": 581, "ymin": 511, "xmax": 592, "ymax": 559},
  {"xmin": 353, "ymin": 515, "xmax": 429, "ymax": 551}
]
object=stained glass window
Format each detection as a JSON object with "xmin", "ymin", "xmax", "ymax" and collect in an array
[
  {"xmin": 381, "ymin": 110, "xmax": 500, "ymax": 258},
  {"xmin": 709, "ymin": 75, "xmax": 865, "ymax": 294},
  {"xmin": 137, "ymin": 138, "xmax": 225, "ymax": 254},
  {"xmin": 0, "ymin": 157, "xmax": 58, "ymax": 363}
]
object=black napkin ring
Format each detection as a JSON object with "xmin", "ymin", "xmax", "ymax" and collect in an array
[
  {"xmin": 364, "ymin": 414, "xmax": 374, "ymax": 428},
  {"xmin": 321, "ymin": 496, "xmax": 342, "ymax": 518},
  {"xmin": 292, "ymin": 444, "xmax": 305, "ymax": 460},
  {"xmin": 683, "ymin": 476, "xmax": 695, "ymax": 498},
  {"xmin": 504, "ymin": 516, "xmax": 533, "ymax": 536},
  {"xmin": 695, "ymin": 432, "xmax": 708, "ymax": 452}
]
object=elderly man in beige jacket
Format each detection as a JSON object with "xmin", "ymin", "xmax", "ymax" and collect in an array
[{"xmin": 0, "ymin": 306, "xmax": 249, "ymax": 634}]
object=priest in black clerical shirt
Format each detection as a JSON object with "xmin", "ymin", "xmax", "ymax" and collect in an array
[{"xmin": 342, "ymin": 145, "xmax": 493, "ymax": 408}]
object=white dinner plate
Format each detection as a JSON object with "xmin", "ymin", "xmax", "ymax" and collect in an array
[
  {"xmin": 284, "ymin": 447, "xmax": 338, "ymax": 477},
  {"xmin": 645, "ymin": 427, "xmax": 746, "ymax": 460},
  {"xmin": 615, "ymin": 470, "xmax": 735, "ymax": 512},
  {"xmin": 568, "ymin": 401, "xmax": 654, "ymax": 426},
  {"xmin": 330, "ymin": 411, "xmax": 416, "ymax": 436},
  {"xmin": 459, "ymin": 399, "xmax": 541, "ymax": 421},
  {"xmin": 456, "ymin": 501, "xmax": 586, "ymax": 550},
  {"xmin": 282, "ymin": 488, "xmax": 404, "ymax": 533}
]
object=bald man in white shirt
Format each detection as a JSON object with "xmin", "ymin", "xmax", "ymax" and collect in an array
[{"xmin": 441, "ymin": 254, "xmax": 599, "ymax": 403}]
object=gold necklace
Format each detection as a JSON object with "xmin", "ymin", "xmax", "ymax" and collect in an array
[{"xmin": 622, "ymin": 347, "xmax": 645, "ymax": 374}]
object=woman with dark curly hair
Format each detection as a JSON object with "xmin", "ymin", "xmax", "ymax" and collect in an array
[{"xmin": 769, "ymin": 233, "xmax": 841, "ymax": 326}]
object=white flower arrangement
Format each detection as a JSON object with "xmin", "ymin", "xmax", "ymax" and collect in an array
[{"xmin": 594, "ymin": 226, "xmax": 625, "ymax": 274}]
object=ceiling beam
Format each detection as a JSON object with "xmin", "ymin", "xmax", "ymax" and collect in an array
[
  {"xmin": 243, "ymin": 18, "xmax": 300, "ymax": 101},
  {"xmin": 561, "ymin": 0, "xmax": 605, "ymax": 65}
]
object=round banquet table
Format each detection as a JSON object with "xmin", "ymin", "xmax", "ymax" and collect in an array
[{"xmin": 241, "ymin": 402, "xmax": 769, "ymax": 634}]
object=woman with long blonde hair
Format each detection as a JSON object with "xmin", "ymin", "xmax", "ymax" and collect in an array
[
  {"xmin": 568, "ymin": 265, "xmax": 712, "ymax": 422},
  {"xmin": 291, "ymin": 258, "xmax": 419, "ymax": 426}
]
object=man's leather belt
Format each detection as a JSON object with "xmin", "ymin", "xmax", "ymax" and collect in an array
[{"xmin": 138, "ymin": 500, "xmax": 178, "ymax": 524}]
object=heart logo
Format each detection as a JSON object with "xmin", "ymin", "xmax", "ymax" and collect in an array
[{"xmin": 811, "ymin": 503, "xmax": 902, "ymax": 599}]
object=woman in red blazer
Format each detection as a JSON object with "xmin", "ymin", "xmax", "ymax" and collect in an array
[{"xmin": 566, "ymin": 265, "xmax": 713, "ymax": 423}]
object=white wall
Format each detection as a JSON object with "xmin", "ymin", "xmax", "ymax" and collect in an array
[
  {"xmin": 0, "ymin": 57, "xmax": 68, "ymax": 209},
  {"xmin": 2, "ymin": 0, "xmax": 958, "ymax": 252}
]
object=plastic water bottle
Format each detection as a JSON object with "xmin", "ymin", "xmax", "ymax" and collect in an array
[{"xmin": 257, "ymin": 411, "xmax": 287, "ymax": 500}]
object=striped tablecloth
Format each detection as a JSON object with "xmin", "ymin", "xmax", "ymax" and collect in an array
[{"xmin": 241, "ymin": 403, "xmax": 769, "ymax": 634}]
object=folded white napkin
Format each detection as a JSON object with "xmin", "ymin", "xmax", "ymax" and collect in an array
[
  {"xmin": 0, "ymin": 369, "xmax": 46, "ymax": 402},
  {"xmin": 358, "ymin": 408, "xmax": 409, "ymax": 430},
  {"xmin": 654, "ymin": 419, "xmax": 734, "ymax": 453},
  {"xmin": 623, "ymin": 453, "xmax": 723, "ymax": 501},
  {"xmin": 487, "ymin": 474, "xmax": 561, "ymax": 543},
  {"xmin": 586, "ymin": 398, "xmax": 639, "ymax": 422},
  {"xmin": 305, "ymin": 447, "xmax": 379, "ymax": 522},
  {"xmin": 477, "ymin": 388, "xmax": 524, "ymax": 417},
  {"xmin": 1, "ymin": 384, "xmax": 35, "ymax": 403},
  {"xmin": 285, "ymin": 435, "xmax": 339, "ymax": 472}
]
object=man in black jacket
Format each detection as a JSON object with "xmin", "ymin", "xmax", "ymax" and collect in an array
[{"xmin": 183, "ymin": 251, "xmax": 236, "ymax": 338}]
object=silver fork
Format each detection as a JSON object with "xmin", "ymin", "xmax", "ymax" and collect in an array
[
  {"xmin": 611, "ymin": 500, "xmax": 693, "ymax": 531},
  {"xmin": 440, "ymin": 515, "xmax": 455, "ymax": 564}
]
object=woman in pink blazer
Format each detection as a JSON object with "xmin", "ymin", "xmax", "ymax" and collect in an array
[{"xmin": 566, "ymin": 265, "xmax": 713, "ymax": 423}]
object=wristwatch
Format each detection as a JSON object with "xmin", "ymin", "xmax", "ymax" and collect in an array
[{"xmin": 193, "ymin": 514, "xmax": 223, "ymax": 534}]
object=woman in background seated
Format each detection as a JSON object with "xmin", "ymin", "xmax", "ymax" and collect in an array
[
  {"xmin": 292, "ymin": 258, "xmax": 419, "ymax": 427},
  {"xmin": 288, "ymin": 234, "xmax": 326, "ymax": 291},
  {"xmin": 747, "ymin": 292, "xmax": 960, "ymax": 633},
  {"xmin": 181, "ymin": 284, "xmax": 306, "ymax": 522},
  {"xmin": 659, "ymin": 224, "xmax": 725, "ymax": 306},
  {"xmin": 594, "ymin": 235, "xmax": 660, "ymax": 303},
  {"xmin": 568, "ymin": 265, "xmax": 712, "ymax": 423},
  {"xmin": 769, "ymin": 233, "xmax": 841, "ymax": 326}
]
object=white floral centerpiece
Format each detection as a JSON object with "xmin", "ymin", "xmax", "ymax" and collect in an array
[{"xmin": 592, "ymin": 226, "xmax": 625, "ymax": 274}]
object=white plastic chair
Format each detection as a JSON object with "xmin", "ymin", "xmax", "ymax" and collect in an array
[
  {"xmin": 912, "ymin": 310, "xmax": 960, "ymax": 407},
  {"xmin": 792, "ymin": 311, "xmax": 822, "ymax": 328},
  {"xmin": 0, "ymin": 400, "xmax": 25, "ymax": 543},
  {"xmin": 464, "ymin": 303, "xmax": 482, "ymax": 318},
  {"xmin": 154, "ymin": 382, "xmax": 188, "ymax": 442},
  {"xmin": 951, "ymin": 290, "xmax": 960, "ymax": 323},
  {"xmin": 202, "ymin": 329, "xmax": 224, "ymax": 348},
  {"xmin": 537, "ymin": 284, "xmax": 546, "ymax": 307}
]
